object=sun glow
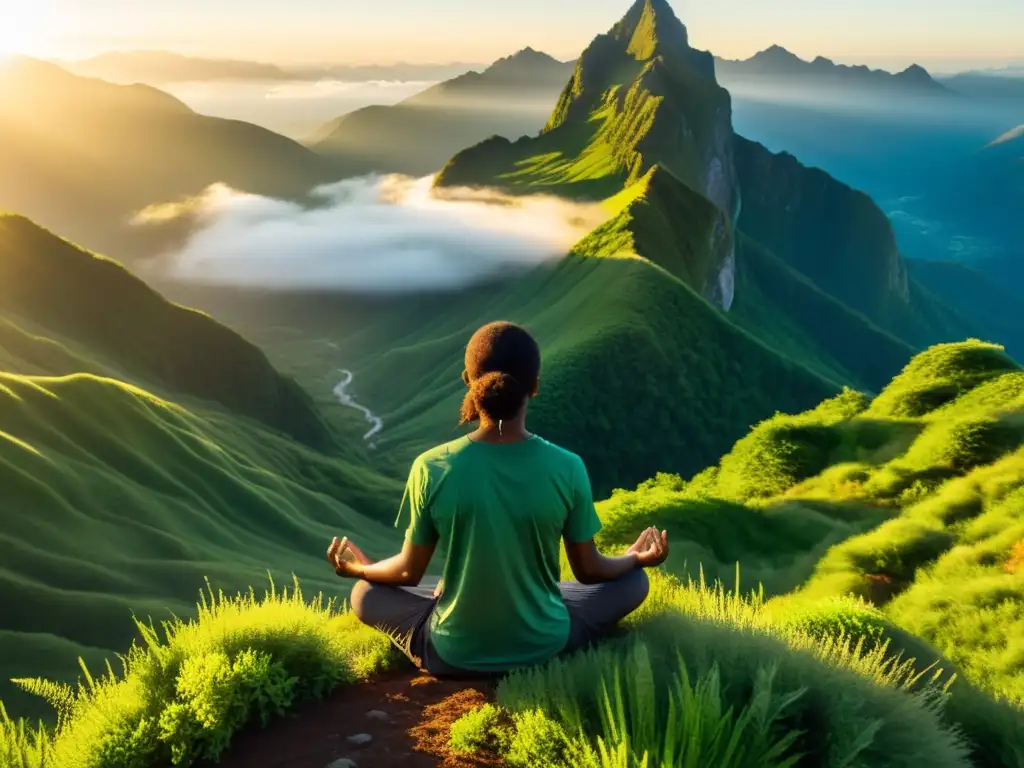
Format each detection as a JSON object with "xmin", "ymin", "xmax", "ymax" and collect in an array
[{"xmin": 0, "ymin": 3, "xmax": 54, "ymax": 58}]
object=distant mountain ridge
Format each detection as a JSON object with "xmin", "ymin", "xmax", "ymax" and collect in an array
[
  {"xmin": 0, "ymin": 56, "xmax": 337, "ymax": 260},
  {"xmin": 434, "ymin": 0, "xmax": 1007, "ymax": 360},
  {"xmin": 715, "ymin": 45, "xmax": 949, "ymax": 96},
  {"xmin": 310, "ymin": 47, "xmax": 575, "ymax": 177},
  {"xmin": 63, "ymin": 49, "xmax": 481, "ymax": 85}
]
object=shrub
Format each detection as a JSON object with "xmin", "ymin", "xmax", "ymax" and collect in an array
[
  {"xmin": 449, "ymin": 703, "xmax": 507, "ymax": 756},
  {"xmin": 0, "ymin": 578, "xmax": 395, "ymax": 768}
]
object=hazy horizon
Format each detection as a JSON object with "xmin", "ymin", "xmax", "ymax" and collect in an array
[{"xmin": 4, "ymin": 0, "xmax": 1023, "ymax": 76}]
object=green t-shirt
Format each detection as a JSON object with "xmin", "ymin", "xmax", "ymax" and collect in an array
[{"xmin": 395, "ymin": 434, "xmax": 603, "ymax": 671}]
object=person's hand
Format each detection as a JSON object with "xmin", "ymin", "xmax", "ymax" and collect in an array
[
  {"xmin": 631, "ymin": 527, "xmax": 669, "ymax": 569},
  {"xmin": 343, "ymin": 538, "xmax": 374, "ymax": 566},
  {"xmin": 327, "ymin": 537, "xmax": 363, "ymax": 578},
  {"xmin": 627, "ymin": 526, "xmax": 657, "ymax": 556}
]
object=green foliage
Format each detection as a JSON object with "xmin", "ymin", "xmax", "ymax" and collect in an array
[
  {"xmin": 868, "ymin": 340, "xmax": 1020, "ymax": 419},
  {"xmin": 772, "ymin": 597, "xmax": 889, "ymax": 648},
  {"xmin": 0, "ymin": 215, "xmax": 332, "ymax": 448},
  {"xmin": 588, "ymin": 340, "xmax": 1024, "ymax": 764},
  {"xmin": 449, "ymin": 703, "xmax": 508, "ymax": 756},
  {"xmin": 493, "ymin": 572, "xmax": 980, "ymax": 768},
  {"xmin": 0, "ymin": 370, "xmax": 402, "ymax": 718},
  {"xmin": 0, "ymin": 579, "xmax": 395, "ymax": 768}
]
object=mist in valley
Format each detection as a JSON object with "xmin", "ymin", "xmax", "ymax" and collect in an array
[{"xmin": 135, "ymin": 175, "xmax": 609, "ymax": 293}]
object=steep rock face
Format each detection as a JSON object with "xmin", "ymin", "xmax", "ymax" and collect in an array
[
  {"xmin": 0, "ymin": 215, "xmax": 332, "ymax": 448},
  {"xmin": 542, "ymin": 0, "xmax": 739, "ymax": 218},
  {"xmin": 436, "ymin": 0, "xmax": 739, "ymax": 309},
  {"xmin": 733, "ymin": 136, "xmax": 910, "ymax": 322}
]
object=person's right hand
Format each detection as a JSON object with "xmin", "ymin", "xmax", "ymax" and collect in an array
[
  {"xmin": 627, "ymin": 527, "xmax": 657, "ymax": 556},
  {"xmin": 631, "ymin": 527, "xmax": 669, "ymax": 568}
]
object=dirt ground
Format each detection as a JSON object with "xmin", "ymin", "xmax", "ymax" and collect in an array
[{"xmin": 213, "ymin": 673, "xmax": 502, "ymax": 768}]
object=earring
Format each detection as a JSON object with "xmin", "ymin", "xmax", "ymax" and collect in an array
[{"xmin": 499, "ymin": 420, "xmax": 503, "ymax": 436}]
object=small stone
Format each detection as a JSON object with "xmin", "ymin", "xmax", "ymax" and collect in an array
[
  {"xmin": 326, "ymin": 760, "xmax": 357, "ymax": 768},
  {"xmin": 347, "ymin": 733, "xmax": 373, "ymax": 747},
  {"xmin": 366, "ymin": 709, "xmax": 389, "ymax": 721}
]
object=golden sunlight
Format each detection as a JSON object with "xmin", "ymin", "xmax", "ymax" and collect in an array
[{"xmin": 0, "ymin": 3, "xmax": 53, "ymax": 58}]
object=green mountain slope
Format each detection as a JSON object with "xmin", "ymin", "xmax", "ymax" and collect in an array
[
  {"xmin": 0, "ymin": 57, "xmax": 336, "ymax": 260},
  {"xmin": 0, "ymin": 215, "xmax": 332, "ymax": 448},
  {"xmin": 436, "ymin": 0, "xmax": 738, "ymax": 216},
  {"xmin": 0, "ymin": 370, "xmax": 400, "ymax": 719},
  {"xmin": 729, "ymin": 234, "xmax": 917, "ymax": 391},
  {"xmin": 607, "ymin": 341, "xmax": 1024, "ymax": 707},
  {"xmin": 310, "ymin": 48, "xmax": 574, "ymax": 177},
  {"xmin": 433, "ymin": 0, "xmax": 1002, "ymax": 362},
  {"xmin": 0, "ymin": 218, "xmax": 406, "ymax": 719},
  {"xmin": 908, "ymin": 258, "xmax": 1024, "ymax": 358},
  {"xmin": 257, "ymin": 251, "xmax": 835, "ymax": 499}
]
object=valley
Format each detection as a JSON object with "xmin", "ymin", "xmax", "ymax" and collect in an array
[{"xmin": 0, "ymin": 0, "xmax": 1022, "ymax": 766}]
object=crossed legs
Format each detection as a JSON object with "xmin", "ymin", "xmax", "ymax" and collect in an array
[{"xmin": 349, "ymin": 569, "xmax": 650, "ymax": 675}]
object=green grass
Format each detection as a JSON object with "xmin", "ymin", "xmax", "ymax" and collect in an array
[
  {"xmin": 287, "ymin": 253, "xmax": 839, "ymax": 498},
  {"xmin": 0, "ymin": 215, "xmax": 333, "ymax": 449},
  {"xmin": 0, "ymin": 370, "xmax": 403, "ymax": 720},
  {"xmin": 593, "ymin": 340, "xmax": 1024, "ymax": 712},
  {"xmin": 4, "ymin": 570, "xmax": 1021, "ymax": 768},
  {"xmin": 4, "ymin": 340, "xmax": 1024, "ymax": 767},
  {"xmin": 0, "ymin": 579, "xmax": 397, "ymax": 768}
]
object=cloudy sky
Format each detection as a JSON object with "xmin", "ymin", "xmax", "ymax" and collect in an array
[{"xmin": 4, "ymin": 0, "xmax": 1022, "ymax": 73}]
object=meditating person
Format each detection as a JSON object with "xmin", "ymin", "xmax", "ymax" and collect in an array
[{"xmin": 327, "ymin": 320, "xmax": 669, "ymax": 677}]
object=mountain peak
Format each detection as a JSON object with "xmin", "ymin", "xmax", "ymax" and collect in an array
[
  {"xmin": 610, "ymin": 0, "xmax": 689, "ymax": 60},
  {"xmin": 484, "ymin": 46, "xmax": 564, "ymax": 77},
  {"xmin": 754, "ymin": 44, "xmax": 802, "ymax": 62},
  {"xmin": 895, "ymin": 63, "xmax": 937, "ymax": 84}
]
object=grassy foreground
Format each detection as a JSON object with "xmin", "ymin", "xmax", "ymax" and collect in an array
[
  {"xmin": 2, "ymin": 339, "xmax": 1024, "ymax": 767},
  {"xmin": 1, "ymin": 572, "xmax": 1020, "ymax": 768}
]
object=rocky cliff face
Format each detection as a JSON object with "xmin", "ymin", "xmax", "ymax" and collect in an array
[
  {"xmin": 436, "ymin": 0, "xmax": 741, "ymax": 310},
  {"xmin": 543, "ymin": 0, "xmax": 739, "ymax": 221},
  {"xmin": 732, "ymin": 136, "xmax": 910, "ymax": 321},
  {"xmin": 436, "ymin": 0, "xmax": 925, "ymax": 322}
]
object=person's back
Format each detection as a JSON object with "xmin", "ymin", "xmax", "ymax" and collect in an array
[
  {"xmin": 327, "ymin": 320, "xmax": 669, "ymax": 677},
  {"xmin": 405, "ymin": 435, "xmax": 599, "ymax": 670}
]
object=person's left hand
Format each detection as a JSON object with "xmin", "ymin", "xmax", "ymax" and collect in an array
[{"xmin": 327, "ymin": 537, "xmax": 362, "ymax": 578}]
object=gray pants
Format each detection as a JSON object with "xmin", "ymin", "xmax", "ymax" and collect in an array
[{"xmin": 349, "ymin": 568, "xmax": 650, "ymax": 678}]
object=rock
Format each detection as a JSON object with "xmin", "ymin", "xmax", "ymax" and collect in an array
[
  {"xmin": 366, "ymin": 709, "xmax": 389, "ymax": 721},
  {"xmin": 326, "ymin": 760, "xmax": 357, "ymax": 768},
  {"xmin": 347, "ymin": 733, "xmax": 373, "ymax": 747}
]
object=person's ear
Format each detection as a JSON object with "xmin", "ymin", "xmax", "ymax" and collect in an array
[
  {"xmin": 461, "ymin": 369, "xmax": 470, "ymax": 387},
  {"xmin": 530, "ymin": 377, "xmax": 540, "ymax": 398}
]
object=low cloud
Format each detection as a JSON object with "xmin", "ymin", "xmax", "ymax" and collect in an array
[{"xmin": 135, "ymin": 176, "xmax": 607, "ymax": 293}]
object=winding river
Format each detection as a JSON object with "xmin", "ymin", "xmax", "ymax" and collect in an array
[{"xmin": 333, "ymin": 369, "xmax": 384, "ymax": 442}]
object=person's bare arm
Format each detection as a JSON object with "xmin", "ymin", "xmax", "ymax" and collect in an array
[
  {"xmin": 328, "ymin": 537, "xmax": 435, "ymax": 587},
  {"xmin": 564, "ymin": 526, "xmax": 669, "ymax": 584},
  {"xmin": 564, "ymin": 539, "xmax": 639, "ymax": 584}
]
